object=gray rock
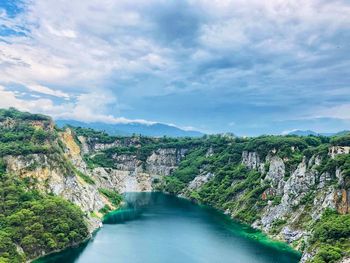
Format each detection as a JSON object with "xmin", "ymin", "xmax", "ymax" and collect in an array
[
  {"xmin": 187, "ymin": 172, "xmax": 214, "ymax": 190},
  {"xmin": 265, "ymin": 156, "xmax": 285, "ymax": 187},
  {"xmin": 242, "ymin": 151, "xmax": 261, "ymax": 170}
]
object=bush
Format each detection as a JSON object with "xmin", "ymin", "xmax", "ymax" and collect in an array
[
  {"xmin": 98, "ymin": 188, "xmax": 122, "ymax": 207},
  {"xmin": 312, "ymin": 245, "xmax": 342, "ymax": 263},
  {"xmin": 0, "ymin": 173, "xmax": 89, "ymax": 261}
]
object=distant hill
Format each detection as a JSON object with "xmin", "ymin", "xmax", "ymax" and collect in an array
[
  {"xmin": 55, "ymin": 120, "xmax": 204, "ymax": 137},
  {"xmin": 287, "ymin": 130, "xmax": 350, "ymax": 137}
]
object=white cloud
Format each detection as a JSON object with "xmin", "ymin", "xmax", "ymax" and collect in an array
[
  {"xmin": 0, "ymin": 0, "xmax": 349, "ymax": 133},
  {"xmin": 313, "ymin": 104, "xmax": 350, "ymax": 120},
  {"xmin": 27, "ymin": 84, "xmax": 70, "ymax": 98},
  {"xmin": 281, "ymin": 129, "xmax": 299, "ymax": 135},
  {"xmin": 0, "ymin": 86, "xmax": 156, "ymax": 124}
]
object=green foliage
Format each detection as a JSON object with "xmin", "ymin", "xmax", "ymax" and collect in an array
[
  {"xmin": 72, "ymin": 127, "xmax": 117, "ymax": 143},
  {"xmin": 0, "ymin": 111, "xmax": 56, "ymax": 158},
  {"xmin": 76, "ymin": 170, "xmax": 95, "ymax": 185},
  {"xmin": 308, "ymin": 209, "xmax": 350, "ymax": 262},
  {"xmin": 0, "ymin": 108, "xmax": 50, "ymax": 122},
  {"xmin": 99, "ymin": 205, "xmax": 112, "ymax": 215},
  {"xmin": 318, "ymin": 154, "xmax": 350, "ymax": 184},
  {"xmin": 330, "ymin": 134, "xmax": 350, "ymax": 146},
  {"xmin": 312, "ymin": 209, "xmax": 350, "ymax": 243},
  {"xmin": 270, "ymin": 219, "xmax": 287, "ymax": 234},
  {"xmin": 163, "ymin": 176, "xmax": 186, "ymax": 194},
  {"xmin": 244, "ymin": 135, "xmax": 309, "ymax": 159},
  {"xmin": 272, "ymin": 196, "xmax": 282, "ymax": 206},
  {"xmin": 98, "ymin": 188, "xmax": 122, "ymax": 207},
  {"xmin": 0, "ymin": 173, "xmax": 89, "ymax": 262},
  {"xmin": 299, "ymin": 191, "xmax": 316, "ymax": 206},
  {"xmin": 312, "ymin": 245, "xmax": 342, "ymax": 263}
]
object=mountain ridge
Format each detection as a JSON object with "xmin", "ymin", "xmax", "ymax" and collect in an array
[
  {"xmin": 55, "ymin": 119, "xmax": 204, "ymax": 138},
  {"xmin": 286, "ymin": 129, "xmax": 350, "ymax": 137}
]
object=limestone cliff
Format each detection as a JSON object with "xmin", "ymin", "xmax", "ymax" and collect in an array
[
  {"xmin": 239, "ymin": 148, "xmax": 349, "ymax": 262},
  {"xmin": 79, "ymin": 135, "xmax": 188, "ymax": 192},
  {"xmin": 2, "ymin": 110, "xmax": 350, "ymax": 263}
]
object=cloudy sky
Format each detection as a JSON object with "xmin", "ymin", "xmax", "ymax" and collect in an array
[{"xmin": 0, "ymin": 0, "xmax": 349, "ymax": 135}]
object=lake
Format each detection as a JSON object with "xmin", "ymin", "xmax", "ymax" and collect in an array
[{"xmin": 36, "ymin": 192, "xmax": 301, "ymax": 263}]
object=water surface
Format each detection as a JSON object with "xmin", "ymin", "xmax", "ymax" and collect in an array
[{"xmin": 37, "ymin": 192, "xmax": 301, "ymax": 263}]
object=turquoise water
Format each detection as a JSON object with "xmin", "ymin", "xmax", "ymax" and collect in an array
[{"xmin": 36, "ymin": 192, "xmax": 301, "ymax": 263}]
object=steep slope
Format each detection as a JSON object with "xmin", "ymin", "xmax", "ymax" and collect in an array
[
  {"xmin": 0, "ymin": 109, "xmax": 120, "ymax": 262},
  {"xmin": 72, "ymin": 127, "xmax": 194, "ymax": 193},
  {"xmin": 1, "ymin": 108, "xmax": 350, "ymax": 263},
  {"xmin": 161, "ymin": 135, "xmax": 350, "ymax": 263}
]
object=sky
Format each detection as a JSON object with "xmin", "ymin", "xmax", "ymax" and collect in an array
[{"xmin": 0, "ymin": 0, "xmax": 349, "ymax": 136}]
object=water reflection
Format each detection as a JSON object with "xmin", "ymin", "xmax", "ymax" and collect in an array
[{"xmin": 36, "ymin": 192, "xmax": 301, "ymax": 263}]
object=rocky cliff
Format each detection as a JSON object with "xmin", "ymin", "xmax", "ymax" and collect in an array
[
  {"xmin": 76, "ymin": 134, "xmax": 188, "ymax": 193},
  {"xmin": 166, "ymin": 135, "xmax": 350, "ymax": 263},
  {"xmin": 1, "ymin": 109, "xmax": 350, "ymax": 263}
]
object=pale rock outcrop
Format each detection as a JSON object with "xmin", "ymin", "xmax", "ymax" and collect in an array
[
  {"xmin": 4, "ymin": 154, "xmax": 106, "ymax": 218},
  {"xmin": 112, "ymin": 154, "xmax": 141, "ymax": 171},
  {"xmin": 89, "ymin": 147, "xmax": 188, "ymax": 193},
  {"xmin": 78, "ymin": 136, "xmax": 90, "ymax": 155},
  {"xmin": 282, "ymin": 227, "xmax": 304, "ymax": 243},
  {"xmin": 311, "ymin": 188, "xmax": 336, "ymax": 220},
  {"xmin": 329, "ymin": 146, "xmax": 350, "ymax": 159},
  {"xmin": 59, "ymin": 128, "xmax": 88, "ymax": 173},
  {"xmin": 187, "ymin": 172, "xmax": 214, "ymax": 191},
  {"xmin": 93, "ymin": 141, "xmax": 122, "ymax": 151},
  {"xmin": 92, "ymin": 167, "xmax": 154, "ymax": 192},
  {"xmin": 282, "ymin": 157, "xmax": 316, "ymax": 207},
  {"xmin": 146, "ymin": 148, "xmax": 187, "ymax": 176},
  {"xmin": 265, "ymin": 155, "xmax": 285, "ymax": 189},
  {"xmin": 242, "ymin": 151, "xmax": 261, "ymax": 170}
]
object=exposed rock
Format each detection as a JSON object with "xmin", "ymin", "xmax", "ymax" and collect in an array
[
  {"xmin": 282, "ymin": 226, "xmax": 304, "ymax": 243},
  {"xmin": 4, "ymin": 154, "xmax": 106, "ymax": 215},
  {"xmin": 282, "ymin": 157, "xmax": 315, "ymax": 207},
  {"xmin": 265, "ymin": 156, "xmax": 285, "ymax": 187},
  {"xmin": 187, "ymin": 172, "xmax": 214, "ymax": 191},
  {"xmin": 318, "ymin": 172, "xmax": 332, "ymax": 189},
  {"xmin": 93, "ymin": 141, "xmax": 122, "ymax": 151},
  {"xmin": 78, "ymin": 136, "xmax": 91, "ymax": 155},
  {"xmin": 59, "ymin": 129, "xmax": 88, "ymax": 173},
  {"xmin": 205, "ymin": 147, "xmax": 214, "ymax": 157},
  {"xmin": 112, "ymin": 154, "xmax": 141, "ymax": 171},
  {"xmin": 242, "ymin": 151, "xmax": 261, "ymax": 170},
  {"xmin": 146, "ymin": 148, "xmax": 187, "ymax": 176},
  {"xmin": 88, "ymin": 146, "xmax": 188, "ymax": 193},
  {"xmin": 329, "ymin": 146, "xmax": 350, "ymax": 159},
  {"xmin": 311, "ymin": 188, "xmax": 336, "ymax": 220},
  {"xmin": 300, "ymin": 252, "xmax": 314, "ymax": 263},
  {"xmin": 92, "ymin": 167, "xmax": 154, "ymax": 192},
  {"xmin": 335, "ymin": 189, "xmax": 350, "ymax": 214}
]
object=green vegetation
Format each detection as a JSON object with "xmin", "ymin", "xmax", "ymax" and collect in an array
[
  {"xmin": 309, "ymin": 209, "xmax": 350, "ymax": 263},
  {"xmin": 98, "ymin": 188, "xmax": 123, "ymax": 207},
  {"xmin": 330, "ymin": 134, "xmax": 350, "ymax": 146},
  {"xmin": 0, "ymin": 108, "xmax": 57, "ymax": 157},
  {"xmin": 2, "ymin": 108, "xmax": 350, "ymax": 262},
  {"xmin": 0, "ymin": 172, "xmax": 89, "ymax": 262}
]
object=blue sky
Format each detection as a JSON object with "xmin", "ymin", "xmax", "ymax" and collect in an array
[{"xmin": 0, "ymin": 0, "xmax": 349, "ymax": 135}]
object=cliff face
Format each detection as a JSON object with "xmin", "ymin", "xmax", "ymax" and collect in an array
[
  {"xmin": 2, "ymin": 128, "xmax": 111, "ymax": 232},
  {"xmin": 79, "ymin": 135, "xmax": 188, "ymax": 193},
  {"xmin": 2, "ymin": 110, "xmax": 350, "ymax": 263},
  {"xmin": 230, "ymin": 148, "xmax": 350, "ymax": 262},
  {"xmin": 170, "ymin": 136, "xmax": 350, "ymax": 263},
  {"xmin": 1, "ymin": 120, "xmax": 189, "ymax": 235}
]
